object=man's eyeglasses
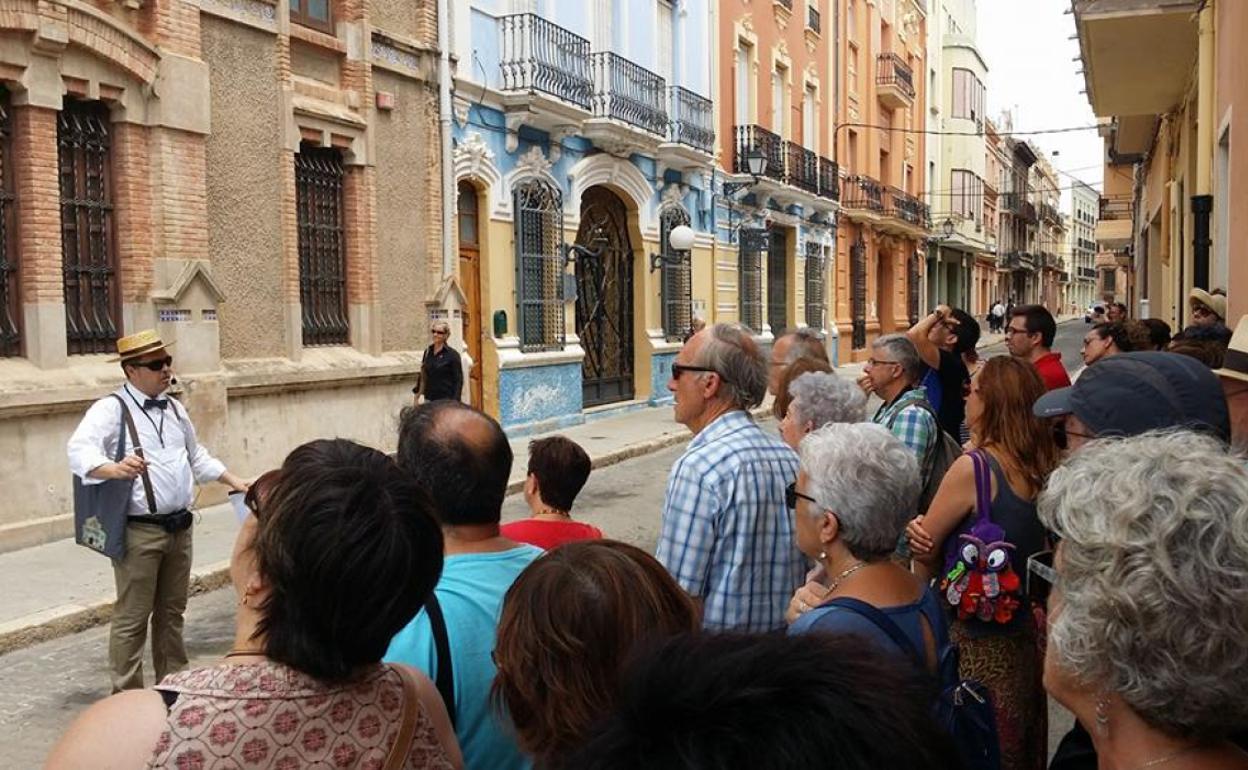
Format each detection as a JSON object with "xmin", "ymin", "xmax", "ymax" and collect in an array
[
  {"xmin": 785, "ymin": 482, "xmax": 820, "ymax": 510},
  {"xmin": 130, "ymin": 356, "xmax": 173, "ymax": 372},
  {"xmin": 1051, "ymin": 421, "xmax": 1095, "ymax": 451},
  {"xmin": 866, "ymin": 358, "xmax": 900, "ymax": 368},
  {"xmin": 671, "ymin": 363, "xmax": 719, "ymax": 380},
  {"xmin": 1005, "ymin": 327, "xmax": 1030, "ymax": 337},
  {"xmin": 243, "ymin": 469, "xmax": 282, "ymax": 521}
]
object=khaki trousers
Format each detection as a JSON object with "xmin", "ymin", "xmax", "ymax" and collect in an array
[{"xmin": 109, "ymin": 521, "xmax": 192, "ymax": 692}]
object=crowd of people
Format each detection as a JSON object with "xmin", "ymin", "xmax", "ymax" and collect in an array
[{"xmin": 46, "ymin": 296, "xmax": 1248, "ymax": 769}]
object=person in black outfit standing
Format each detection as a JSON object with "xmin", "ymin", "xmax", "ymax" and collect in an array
[{"xmin": 415, "ymin": 321, "xmax": 463, "ymax": 403}]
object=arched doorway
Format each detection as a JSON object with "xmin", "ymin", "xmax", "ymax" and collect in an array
[
  {"xmin": 456, "ymin": 180, "xmax": 483, "ymax": 408},
  {"xmin": 575, "ymin": 186, "xmax": 634, "ymax": 407}
]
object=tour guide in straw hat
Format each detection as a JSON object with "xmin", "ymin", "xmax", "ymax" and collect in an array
[{"xmin": 67, "ymin": 330, "xmax": 249, "ymax": 692}]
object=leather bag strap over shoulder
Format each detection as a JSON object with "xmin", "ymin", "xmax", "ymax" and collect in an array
[
  {"xmin": 383, "ymin": 663, "xmax": 422, "ymax": 770},
  {"xmin": 112, "ymin": 395, "xmax": 158, "ymax": 515}
]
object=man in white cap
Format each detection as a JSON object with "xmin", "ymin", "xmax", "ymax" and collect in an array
[
  {"xmin": 67, "ymin": 329, "xmax": 248, "ymax": 691},
  {"xmin": 1214, "ymin": 315, "xmax": 1248, "ymax": 449}
]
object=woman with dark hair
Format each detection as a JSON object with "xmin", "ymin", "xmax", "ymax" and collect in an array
[
  {"xmin": 492, "ymin": 540, "xmax": 698, "ymax": 769},
  {"xmin": 47, "ymin": 440, "xmax": 461, "ymax": 770},
  {"xmin": 906, "ymin": 356, "xmax": 1059, "ymax": 770},
  {"xmin": 501, "ymin": 435, "xmax": 602, "ymax": 549}
]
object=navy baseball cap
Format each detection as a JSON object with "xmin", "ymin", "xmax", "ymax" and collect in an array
[{"xmin": 1033, "ymin": 351, "xmax": 1230, "ymax": 442}]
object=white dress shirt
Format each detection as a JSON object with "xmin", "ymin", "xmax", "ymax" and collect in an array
[{"xmin": 67, "ymin": 384, "xmax": 227, "ymax": 516}]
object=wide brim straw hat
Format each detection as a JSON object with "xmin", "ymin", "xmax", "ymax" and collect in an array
[
  {"xmin": 1214, "ymin": 316, "xmax": 1248, "ymax": 384},
  {"xmin": 1189, "ymin": 288, "xmax": 1227, "ymax": 321}
]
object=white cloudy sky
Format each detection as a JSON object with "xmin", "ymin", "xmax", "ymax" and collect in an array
[{"xmin": 977, "ymin": 0, "xmax": 1103, "ymax": 200}]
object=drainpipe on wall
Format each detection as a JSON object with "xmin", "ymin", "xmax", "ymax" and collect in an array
[
  {"xmin": 1191, "ymin": 0, "xmax": 1215, "ymax": 290},
  {"xmin": 438, "ymin": 0, "xmax": 455, "ymax": 280}
]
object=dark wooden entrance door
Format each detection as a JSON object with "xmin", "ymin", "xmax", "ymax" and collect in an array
[
  {"xmin": 575, "ymin": 186, "xmax": 634, "ymax": 408},
  {"xmin": 768, "ymin": 228, "xmax": 788, "ymax": 337}
]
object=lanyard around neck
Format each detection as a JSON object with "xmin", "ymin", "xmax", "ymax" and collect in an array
[{"xmin": 124, "ymin": 384, "xmax": 166, "ymax": 448}]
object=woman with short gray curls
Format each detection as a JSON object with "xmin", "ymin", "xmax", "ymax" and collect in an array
[
  {"xmin": 779, "ymin": 372, "xmax": 868, "ymax": 451},
  {"xmin": 1038, "ymin": 430, "xmax": 1248, "ymax": 770},
  {"xmin": 785, "ymin": 424, "xmax": 951, "ymax": 670}
]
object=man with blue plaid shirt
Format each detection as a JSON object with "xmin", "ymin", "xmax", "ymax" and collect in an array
[
  {"xmin": 657, "ymin": 323, "xmax": 805, "ymax": 632},
  {"xmin": 860, "ymin": 333, "xmax": 938, "ymax": 483}
]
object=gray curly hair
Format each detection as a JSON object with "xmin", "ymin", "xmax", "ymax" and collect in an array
[
  {"xmin": 1038, "ymin": 430, "xmax": 1248, "ymax": 740},
  {"xmin": 788, "ymin": 372, "xmax": 868, "ymax": 429},
  {"xmin": 798, "ymin": 423, "xmax": 920, "ymax": 560}
]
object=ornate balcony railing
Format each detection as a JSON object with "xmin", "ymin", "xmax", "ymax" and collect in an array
[
  {"xmin": 818, "ymin": 156, "xmax": 840, "ymax": 201},
  {"xmin": 734, "ymin": 124, "xmax": 785, "ymax": 182},
  {"xmin": 668, "ymin": 86, "xmax": 714, "ymax": 153},
  {"xmin": 876, "ymin": 52, "xmax": 915, "ymax": 99},
  {"xmin": 1077, "ymin": 266, "xmax": 1097, "ymax": 280},
  {"xmin": 784, "ymin": 141, "xmax": 819, "ymax": 194},
  {"xmin": 841, "ymin": 174, "xmax": 885, "ymax": 213},
  {"xmin": 884, "ymin": 186, "xmax": 929, "ymax": 228},
  {"xmin": 591, "ymin": 52, "xmax": 668, "ymax": 135},
  {"xmin": 500, "ymin": 14, "xmax": 593, "ymax": 110},
  {"xmin": 808, "ymin": 6, "xmax": 821, "ymax": 33},
  {"xmin": 1040, "ymin": 202, "xmax": 1061, "ymax": 223}
]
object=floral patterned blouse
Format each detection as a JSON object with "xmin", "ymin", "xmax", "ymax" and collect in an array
[{"xmin": 146, "ymin": 660, "xmax": 456, "ymax": 770}]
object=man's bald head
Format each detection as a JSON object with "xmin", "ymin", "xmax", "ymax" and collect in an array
[{"xmin": 397, "ymin": 401, "xmax": 513, "ymax": 526}]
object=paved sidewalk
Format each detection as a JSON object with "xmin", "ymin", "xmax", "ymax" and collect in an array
[{"xmin": 0, "ymin": 399, "xmax": 704, "ymax": 654}]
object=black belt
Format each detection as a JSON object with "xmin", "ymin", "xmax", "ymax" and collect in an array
[{"xmin": 128, "ymin": 510, "xmax": 194, "ymax": 533}]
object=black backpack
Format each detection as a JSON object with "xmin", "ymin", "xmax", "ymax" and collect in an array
[{"xmin": 823, "ymin": 596, "xmax": 1001, "ymax": 770}]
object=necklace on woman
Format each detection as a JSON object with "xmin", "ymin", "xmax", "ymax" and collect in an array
[
  {"xmin": 533, "ymin": 507, "xmax": 570, "ymax": 520},
  {"xmin": 1126, "ymin": 745, "xmax": 1200, "ymax": 770},
  {"xmin": 827, "ymin": 561, "xmax": 868, "ymax": 592}
]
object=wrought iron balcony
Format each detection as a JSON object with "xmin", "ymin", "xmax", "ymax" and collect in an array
[
  {"xmin": 734, "ymin": 125, "xmax": 785, "ymax": 183},
  {"xmin": 785, "ymin": 141, "xmax": 819, "ymax": 194},
  {"xmin": 500, "ymin": 14, "xmax": 593, "ymax": 110},
  {"xmin": 876, "ymin": 53, "xmax": 915, "ymax": 108},
  {"xmin": 776, "ymin": 0, "xmax": 794, "ymax": 8},
  {"xmin": 808, "ymin": 6, "xmax": 821, "ymax": 33},
  {"xmin": 1077, "ymin": 266, "xmax": 1097, "ymax": 280},
  {"xmin": 1040, "ymin": 202, "xmax": 1061, "ymax": 223},
  {"xmin": 884, "ymin": 186, "xmax": 929, "ymax": 228},
  {"xmin": 591, "ymin": 52, "xmax": 668, "ymax": 135},
  {"xmin": 818, "ymin": 156, "xmax": 840, "ymax": 201},
  {"xmin": 668, "ymin": 86, "xmax": 714, "ymax": 154},
  {"xmin": 841, "ymin": 174, "xmax": 885, "ymax": 213}
]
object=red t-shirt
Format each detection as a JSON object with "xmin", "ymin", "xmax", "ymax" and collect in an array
[
  {"xmin": 1032, "ymin": 351, "xmax": 1072, "ymax": 391},
  {"xmin": 500, "ymin": 518, "xmax": 603, "ymax": 550}
]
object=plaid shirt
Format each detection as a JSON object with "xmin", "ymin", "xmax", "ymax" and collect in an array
[
  {"xmin": 872, "ymin": 386, "xmax": 939, "ymax": 482},
  {"xmin": 656, "ymin": 410, "xmax": 805, "ymax": 633}
]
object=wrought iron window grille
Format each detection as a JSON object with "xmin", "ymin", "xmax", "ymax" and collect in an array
[
  {"xmin": 739, "ymin": 227, "xmax": 767, "ymax": 333},
  {"xmin": 658, "ymin": 207, "xmax": 693, "ymax": 342},
  {"xmin": 295, "ymin": 146, "xmax": 349, "ymax": 346},
  {"xmin": 0, "ymin": 90, "xmax": 17, "ymax": 357},
  {"xmin": 514, "ymin": 178, "xmax": 567, "ymax": 352}
]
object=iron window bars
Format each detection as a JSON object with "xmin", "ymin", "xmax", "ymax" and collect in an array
[
  {"xmin": 804, "ymin": 241, "xmax": 825, "ymax": 331},
  {"xmin": 59, "ymin": 100, "xmax": 119, "ymax": 355},
  {"xmin": 0, "ymin": 89, "xmax": 17, "ymax": 357},
  {"xmin": 739, "ymin": 227, "xmax": 767, "ymax": 333},
  {"xmin": 514, "ymin": 178, "xmax": 566, "ymax": 352},
  {"xmin": 295, "ymin": 146, "xmax": 349, "ymax": 346},
  {"xmin": 660, "ymin": 206, "xmax": 692, "ymax": 342}
]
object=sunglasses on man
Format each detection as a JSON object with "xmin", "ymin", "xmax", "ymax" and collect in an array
[
  {"xmin": 129, "ymin": 356, "xmax": 173, "ymax": 372},
  {"xmin": 1051, "ymin": 421, "xmax": 1095, "ymax": 451}
]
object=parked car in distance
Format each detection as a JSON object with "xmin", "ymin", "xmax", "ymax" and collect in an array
[{"xmin": 1085, "ymin": 304, "xmax": 1105, "ymax": 323}]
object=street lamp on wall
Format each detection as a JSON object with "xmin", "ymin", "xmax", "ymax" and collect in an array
[
  {"xmin": 723, "ymin": 149, "xmax": 768, "ymax": 199},
  {"xmin": 649, "ymin": 224, "xmax": 696, "ymax": 273}
]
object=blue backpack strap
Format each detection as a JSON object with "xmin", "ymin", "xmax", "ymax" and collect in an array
[{"xmin": 822, "ymin": 597, "xmax": 923, "ymax": 668}]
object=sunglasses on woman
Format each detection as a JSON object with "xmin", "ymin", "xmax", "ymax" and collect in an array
[
  {"xmin": 243, "ymin": 469, "xmax": 283, "ymax": 521},
  {"xmin": 785, "ymin": 482, "xmax": 819, "ymax": 510},
  {"xmin": 1051, "ymin": 421, "xmax": 1095, "ymax": 451}
]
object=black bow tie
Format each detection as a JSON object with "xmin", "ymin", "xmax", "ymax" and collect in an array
[{"xmin": 144, "ymin": 398, "xmax": 169, "ymax": 411}]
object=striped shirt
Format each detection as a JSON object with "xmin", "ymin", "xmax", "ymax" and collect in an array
[{"xmin": 656, "ymin": 410, "xmax": 805, "ymax": 632}]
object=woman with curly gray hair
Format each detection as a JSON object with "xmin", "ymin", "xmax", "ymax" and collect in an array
[
  {"xmin": 778, "ymin": 371, "xmax": 869, "ymax": 450},
  {"xmin": 1038, "ymin": 430, "xmax": 1248, "ymax": 770}
]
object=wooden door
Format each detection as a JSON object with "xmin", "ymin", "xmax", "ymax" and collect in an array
[{"xmin": 457, "ymin": 181, "xmax": 483, "ymax": 408}]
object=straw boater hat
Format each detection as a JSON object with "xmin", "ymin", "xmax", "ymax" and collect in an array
[
  {"xmin": 1189, "ymin": 288, "xmax": 1227, "ymax": 322},
  {"xmin": 1214, "ymin": 316, "xmax": 1248, "ymax": 384},
  {"xmin": 109, "ymin": 329, "xmax": 175, "ymax": 363}
]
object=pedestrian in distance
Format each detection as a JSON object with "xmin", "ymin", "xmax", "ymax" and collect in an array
[
  {"xmin": 1037, "ymin": 431, "xmax": 1248, "ymax": 770},
  {"xmin": 1005, "ymin": 304, "xmax": 1071, "ymax": 391},
  {"xmin": 501, "ymin": 435, "xmax": 602, "ymax": 550},
  {"xmin": 66, "ymin": 329, "xmax": 249, "ymax": 693},
  {"xmin": 414, "ymin": 321, "xmax": 463, "ymax": 404},
  {"xmin": 387, "ymin": 401, "xmax": 542, "ymax": 770},
  {"xmin": 777, "ymin": 370, "xmax": 867, "ymax": 451},
  {"xmin": 656, "ymin": 322, "xmax": 804, "ymax": 632},
  {"xmin": 47, "ymin": 439, "xmax": 461, "ymax": 770},
  {"xmin": 561, "ymin": 632, "xmax": 964, "ymax": 770},
  {"xmin": 491, "ymin": 540, "xmax": 698, "ymax": 770},
  {"xmin": 906, "ymin": 355, "xmax": 1059, "ymax": 770}
]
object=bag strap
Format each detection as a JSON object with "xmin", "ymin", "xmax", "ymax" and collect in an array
[
  {"xmin": 823, "ymin": 596, "xmax": 924, "ymax": 668},
  {"xmin": 112, "ymin": 395, "xmax": 158, "ymax": 515},
  {"xmin": 424, "ymin": 593, "xmax": 456, "ymax": 729},
  {"xmin": 111, "ymin": 398, "xmax": 129, "ymax": 462},
  {"xmin": 968, "ymin": 449, "xmax": 993, "ymax": 527},
  {"xmin": 382, "ymin": 664, "xmax": 422, "ymax": 770}
]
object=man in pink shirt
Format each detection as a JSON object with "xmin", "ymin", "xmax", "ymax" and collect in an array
[{"xmin": 1005, "ymin": 304, "xmax": 1071, "ymax": 391}]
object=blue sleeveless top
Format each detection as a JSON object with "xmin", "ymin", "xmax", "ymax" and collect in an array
[{"xmin": 789, "ymin": 585, "xmax": 949, "ymax": 661}]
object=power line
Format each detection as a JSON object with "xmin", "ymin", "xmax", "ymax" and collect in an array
[{"xmin": 836, "ymin": 121, "xmax": 1101, "ymax": 138}]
